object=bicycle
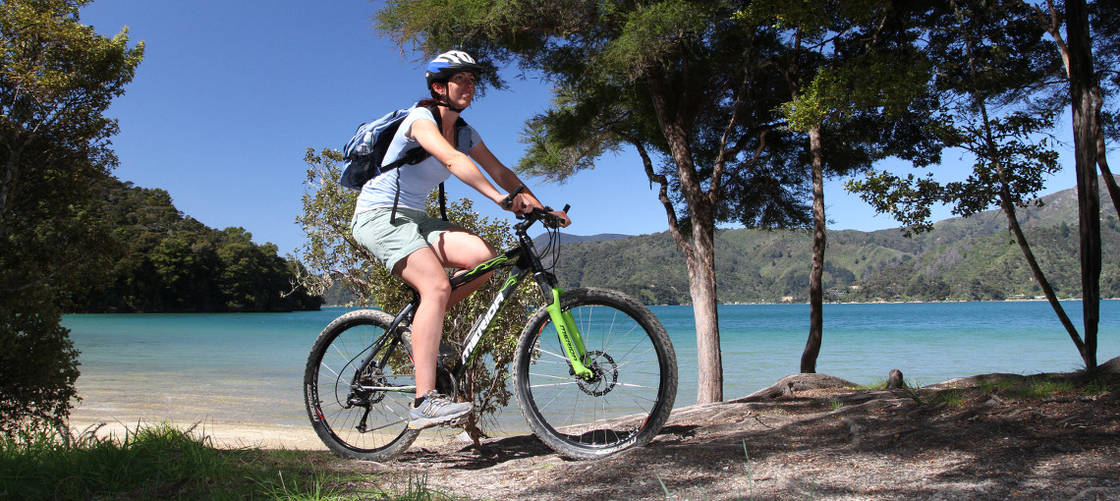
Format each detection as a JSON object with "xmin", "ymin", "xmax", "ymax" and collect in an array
[{"xmin": 303, "ymin": 204, "xmax": 677, "ymax": 460}]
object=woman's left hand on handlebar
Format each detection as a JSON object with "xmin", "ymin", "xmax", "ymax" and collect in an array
[{"xmin": 511, "ymin": 191, "xmax": 541, "ymax": 216}]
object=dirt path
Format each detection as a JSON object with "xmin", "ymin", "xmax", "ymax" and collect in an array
[{"xmin": 325, "ymin": 364, "xmax": 1120, "ymax": 500}]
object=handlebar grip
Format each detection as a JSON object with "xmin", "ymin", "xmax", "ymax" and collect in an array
[{"xmin": 500, "ymin": 185, "xmax": 526, "ymax": 210}]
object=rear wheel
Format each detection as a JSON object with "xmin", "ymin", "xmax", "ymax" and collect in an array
[
  {"xmin": 514, "ymin": 288, "xmax": 677, "ymax": 459},
  {"xmin": 304, "ymin": 309, "xmax": 419, "ymax": 460}
]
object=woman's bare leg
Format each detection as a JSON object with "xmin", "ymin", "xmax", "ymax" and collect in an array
[
  {"xmin": 431, "ymin": 229, "xmax": 497, "ymax": 307},
  {"xmin": 394, "ymin": 229, "xmax": 496, "ymax": 399},
  {"xmin": 395, "ymin": 247, "xmax": 451, "ymax": 398}
]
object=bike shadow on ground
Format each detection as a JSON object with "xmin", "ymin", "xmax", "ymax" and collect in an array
[{"xmin": 397, "ymin": 424, "xmax": 701, "ymax": 470}]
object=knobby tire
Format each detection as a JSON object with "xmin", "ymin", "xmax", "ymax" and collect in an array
[
  {"xmin": 514, "ymin": 288, "xmax": 677, "ymax": 459},
  {"xmin": 304, "ymin": 309, "xmax": 419, "ymax": 460}
]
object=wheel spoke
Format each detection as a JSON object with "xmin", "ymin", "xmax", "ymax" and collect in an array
[
  {"xmin": 517, "ymin": 291, "xmax": 675, "ymax": 459},
  {"xmin": 305, "ymin": 311, "xmax": 419, "ymax": 460}
]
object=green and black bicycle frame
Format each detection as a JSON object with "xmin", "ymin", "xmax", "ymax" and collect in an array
[
  {"xmin": 346, "ymin": 219, "xmax": 593, "ymax": 414},
  {"xmin": 443, "ymin": 237, "xmax": 594, "ymax": 381}
]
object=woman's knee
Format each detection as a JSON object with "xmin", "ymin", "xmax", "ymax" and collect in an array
[
  {"xmin": 416, "ymin": 276, "xmax": 452, "ymax": 303},
  {"xmin": 398, "ymin": 248, "xmax": 452, "ymax": 301}
]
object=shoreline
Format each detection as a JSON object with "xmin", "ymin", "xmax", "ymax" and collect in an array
[
  {"xmin": 65, "ymin": 418, "xmax": 472, "ymax": 451},
  {"xmin": 78, "ymin": 297, "xmax": 1120, "ymax": 314},
  {"xmin": 68, "ymin": 357, "xmax": 1119, "ymax": 453}
]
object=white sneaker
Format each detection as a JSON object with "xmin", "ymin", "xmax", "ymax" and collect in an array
[{"xmin": 408, "ymin": 390, "xmax": 472, "ymax": 429}]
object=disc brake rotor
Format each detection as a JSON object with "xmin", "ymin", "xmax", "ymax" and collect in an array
[{"xmin": 576, "ymin": 350, "xmax": 618, "ymax": 396}]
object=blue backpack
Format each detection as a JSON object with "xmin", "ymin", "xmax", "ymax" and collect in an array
[
  {"xmin": 340, "ymin": 105, "xmax": 468, "ymax": 221},
  {"xmin": 340, "ymin": 107, "xmax": 426, "ymax": 190}
]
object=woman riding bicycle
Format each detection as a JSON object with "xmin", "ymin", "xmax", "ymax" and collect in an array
[{"xmin": 350, "ymin": 50, "xmax": 570, "ymax": 429}]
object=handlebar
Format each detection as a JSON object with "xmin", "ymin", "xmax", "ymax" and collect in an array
[{"xmin": 514, "ymin": 204, "xmax": 571, "ymax": 231}]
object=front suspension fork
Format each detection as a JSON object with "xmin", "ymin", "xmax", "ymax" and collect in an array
[{"xmin": 546, "ymin": 288, "xmax": 593, "ymax": 379}]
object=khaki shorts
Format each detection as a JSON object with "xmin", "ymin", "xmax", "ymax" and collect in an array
[{"xmin": 351, "ymin": 207, "xmax": 457, "ymax": 273}]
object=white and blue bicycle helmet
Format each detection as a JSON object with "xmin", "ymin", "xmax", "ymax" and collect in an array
[{"xmin": 425, "ymin": 50, "xmax": 482, "ymax": 87}]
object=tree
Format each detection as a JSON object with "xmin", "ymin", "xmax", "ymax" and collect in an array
[
  {"xmin": 377, "ymin": 0, "xmax": 815, "ymax": 404},
  {"xmin": 743, "ymin": 1, "xmax": 942, "ymax": 372},
  {"xmin": 849, "ymin": 0, "xmax": 1101, "ymax": 370},
  {"xmin": 1017, "ymin": 0, "xmax": 1119, "ymax": 215},
  {"xmin": 0, "ymin": 0, "xmax": 143, "ymax": 436},
  {"xmin": 296, "ymin": 148, "xmax": 535, "ymax": 446},
  {"xmin": 65, "ymin": 178, "xmax": 321, "ymax": 313},
  {"xmin": 1007, "ymin": 0, "xmax": 1119, "ymax": 370},
  {"xmin": 1063, "ymin": 0, "xmax": 1101, "ymax": 369}
]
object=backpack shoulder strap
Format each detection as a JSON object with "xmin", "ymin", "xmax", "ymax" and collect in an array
[
  {"xmin": 388, "ymin": 105, "xmax": 452, "ymax": 223},
  {"xmin": 427, "ymin": 105, "xmax": 459, "ymax": 222}
]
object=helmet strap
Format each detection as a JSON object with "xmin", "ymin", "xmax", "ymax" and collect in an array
[{"xmin": 437, "ymin": 91, "xmax": 465, "ymax": 113}]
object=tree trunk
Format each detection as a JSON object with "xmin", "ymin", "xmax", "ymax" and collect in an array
[
  {"xmin": 999, "ymin": 186, "xmax": 1088, "ymax": 360},
  {"xmin": 688, "ymin": 213, "xmax": 723, "ymax": 403},
  {"xmin": 1030, "ymin": 0, "xmax": 1119, "ymax": 217},
  {"xmin": 800, "ymin": 125, "xmax": 826, "ymax": 373},
  {"xmin": 1066, "ymin": 0, "xmax": 1099, "ymax": 370},
  {"xmin": 646, "ymin": 72, "xmax": 724, "ymax": 403},
  {"xmin": 1, "ymin": 147, "xmax": 21, "ymax": 218},
  {"xmin": 1092, "ymin": 87, "xmax": 1120, "ymax": 215}
]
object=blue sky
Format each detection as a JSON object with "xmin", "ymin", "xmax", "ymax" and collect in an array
[{"xmin": 78, "ymin": 0, "xmax": 1096, "ymax": 257}]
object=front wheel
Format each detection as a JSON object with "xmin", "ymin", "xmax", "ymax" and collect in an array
[{"xmin": 514, "ymin": 288, "xmax": 677, "ymax": 459}]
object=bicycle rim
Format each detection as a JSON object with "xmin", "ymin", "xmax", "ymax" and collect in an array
[
  {"xmin": 517, "ymin": 289, "xmax": 675, "ymax": 458},
  {"xmin": 305, "ymin": 310, "xmax": 418, "ymax": 458}
]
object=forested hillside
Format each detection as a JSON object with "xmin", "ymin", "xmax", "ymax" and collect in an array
[
  {"xmin": 551, "ymin": 184, "xmax": 1120, "ymax": 304},
  {"xmin": 67, "ymin": 178, "xmax": 321, "ymax": 313}
]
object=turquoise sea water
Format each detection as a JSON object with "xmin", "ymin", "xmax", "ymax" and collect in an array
[{"xmin": 63, "ymin": 301, "xmax": 1120, "ymax": 434}]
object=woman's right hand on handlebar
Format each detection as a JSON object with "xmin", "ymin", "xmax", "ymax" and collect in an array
[
  {"xmin": 526, "ymin": 205, "xmax": 570, "ymax": 229},
  {"xmin": 501, "ymin": 188, "xmax": 571, "ymax": 228},
  {"xmin": 547, "ymin": 209, "xmax": 571, "ymax": 228}
]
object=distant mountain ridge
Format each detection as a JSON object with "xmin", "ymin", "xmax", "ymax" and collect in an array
[
  {"xmin": 547, "ymin": 181, "xmax": 1120, "ymax": 305},
  {"xmin": 533, "ymin": 232, "xmax": 633, "ymax": 247}
]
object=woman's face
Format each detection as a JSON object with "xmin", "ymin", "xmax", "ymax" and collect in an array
[{"xmin": 437, "ymin": 72, "xmax": 476, "ymax": 109}]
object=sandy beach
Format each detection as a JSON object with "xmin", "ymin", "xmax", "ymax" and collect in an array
[
  {"xmin": 68, "ymin": 401, "xmax": 476, "ymax": 451},
  {"xmin": 66, "ymin": 373, "xmax": 526, "ymax": 451}
]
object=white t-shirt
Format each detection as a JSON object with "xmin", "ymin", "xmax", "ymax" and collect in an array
[{"xmin": 355, "ymin": 107, "xmax": 481, "ymax": 213}]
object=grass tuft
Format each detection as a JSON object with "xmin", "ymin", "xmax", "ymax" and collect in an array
[
  {"xmin": 976, "ymin": 375, "xmax": 1110, "ymax": 401},
  {"xmin": 929, "ymin": 389, "xmax": 965, "ymax": 407},
  {"xmin": 0, "ymin": 422, "xmax": 458, "ymax": 500}
]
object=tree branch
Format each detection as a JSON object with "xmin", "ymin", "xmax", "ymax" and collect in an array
[
  {"xmin": 633, "ymin": 140, "xmax": 690, "ymax": 258},
  {"xmin": 709, "ymin": 61, "xmax": 755, "ymax": 206}
]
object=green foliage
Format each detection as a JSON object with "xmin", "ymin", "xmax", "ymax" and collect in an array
[
  {"xmin": 780, "ymin": 54, "xmax": 932, "ymax": 133},
  {"xmin": 600, "ymin": 1, "xmax": 714, "ymax": 80},
  {"xmin": 295, "ymin": 148, "xmax": 370, "ymax": 304},
  {"xmin": 0, "ymin": 422, "xmax": 445, "ymax": 500},
  {"xmin": 378, "ymin": 0, "xmax": 814, "ymax": 229},
  {"xmin": 929, "ymin": 389, "xmax": 965, "ymax": 407},
  {"xmin": 747, "ymin": 0, "xmax": 932, "ymax": 133},
  {"xmin": 0, "ymin": 289, "xmax": 80, "ymax": 439},
  {"xmin": 1, "ymin": 0, "xmax": 143, "ymax": 437},
  {"xmin": 65, "ymin": 178, "xmax": 321, "ymax": 313},
  {"xmin": 975, "ymin": 375, "xmax": 1111, "ymax": 401},
  {"xmin": 847, "ymin": 1, "xmax": 1062, "ymax": 236},
  {"xmin": 296, "ymin": 148, "xmax": 536, "ymax": 442}
]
